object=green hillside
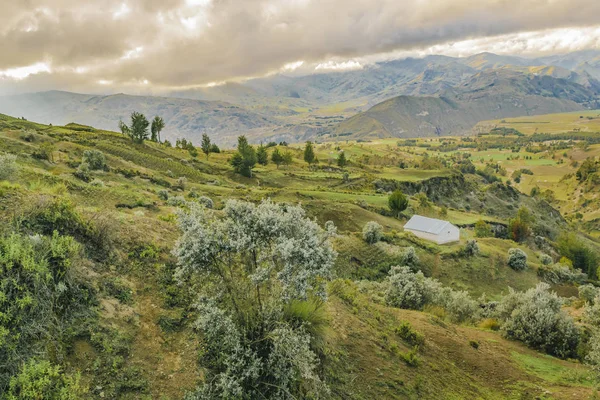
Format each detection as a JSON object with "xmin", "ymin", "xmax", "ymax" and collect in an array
[{"xmin": 1, "ymin": 114, "xmax": 600, "ymax": 399}]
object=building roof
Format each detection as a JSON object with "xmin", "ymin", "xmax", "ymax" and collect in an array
[{"xmin": 404, "ymin": 215, "xmax": 454, "ymax": 235}]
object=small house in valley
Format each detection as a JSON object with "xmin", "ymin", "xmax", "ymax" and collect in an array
[{"xmin": 403, "ymin": 215, "xmax": 459, "ymax": 244}]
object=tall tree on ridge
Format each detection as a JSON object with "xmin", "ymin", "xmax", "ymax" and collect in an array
[
  {"xmin": 201, "ymin": 133, "xmax": 212, "ymax": 160},
  {"xmin": 151, "ymin": 116, "xmax": 165, "ymax": 143}
]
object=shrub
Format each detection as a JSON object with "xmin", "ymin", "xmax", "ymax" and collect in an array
[
  {"xmin": 399, "ymin": 347, "xmax": 420, "ymax": 367},
  {"xmin": 197, "ymin": 195, "xmax": 214, "ymax": 209},
  {"xmin": 385, "ymin": 266, "xmax": 439, "ymax": 310},
  {"xmin": 362, "ymin": 221, "xmax": 383, "ymax": 244},
  {"xmin": 579, "ymin": 284, "xmax": 599, "ymax": 303},
  {"xmin": 463, "ymin": 239, "xmax": 479, "ymax": 257},
  {"xmin": 507, "ymin": 248, "xmax": 527, "ymax": 271},
  {"xmin": 395, "ymin": 322, "xmax": 425, "ymax": 346},
  {"xmin": 167, "ymin": 195, "xmax": 186, "ymax": 207},
  {"xmin": 478, "ymin": 318, "xmax": 501, "ymax": 331},
  {"xmin": 82, "ymin": 149, "xmax": 107, "ymax": 170},
  {"xmin": 0, "ymin": 154, "xmax": 18, "ymax": 180},
  {"xmin": 586, "ymin": 331, "xmax": 600, "ymax": 373},
  {"xmin": 538, "ymin": 263, "xmax": 587, "ymax": 284},
  {"xmin": 0, "ymin": 233, "xmax": 94, "ymax": 391},
  {"xmin": 89, "ymin": 178, "xmax": 104, "ymax": 187},
  {"xmin": 6, "ymin": 359, "xmax": 87, "ymax": 400},
  {"xmin": 584, "ymin": 296, "xmax": 600, "ymax": 326},
  {"xmin": 498, "ymin": 283, "xmax": 579, "ymax": 358},
  {"xmin": 539, "ymin": 253, "xmax": 553, "ymax": 265},
  {"xmin": 399, "ymin": 246, "xmax": 420, "ymax": 271},
  {"xmin": 73, "ymin": 162, "xmax": 91, "ymax": 182},
  {"xmin": 32, "ymin": 142, "xmax": 54, "ymax": 161},
  {"xmin": 174, "ymin": 176, "xmax": 187, "ymax": 191},
  {"xmin": 186, "ymin": 300, "xmax": 328, "ymax": 399},
  {"xmin": 21, "ymin": 197, "xmax": 90, "ymax": 239},
  {"xmin": 157, "ymin": 189, "xmax": 169, "ymax": 201},
  {"xmin": 438, "ymin": 288, "xmax": 479, "ymax": 323}
]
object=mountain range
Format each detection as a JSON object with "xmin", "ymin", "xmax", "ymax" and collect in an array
[{"xmin": 1, "ymin": 50, "xmax": 600, "ymax": 145}]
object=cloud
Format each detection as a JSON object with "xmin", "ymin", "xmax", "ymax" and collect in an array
[{"xmin": 2, "ymin": 0, "xmax": 600, "ymax": 94}]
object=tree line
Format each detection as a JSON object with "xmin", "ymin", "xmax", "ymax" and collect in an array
[{"xmin": 118, "ymin": 113, "xmax": 348, "ymax": 177}]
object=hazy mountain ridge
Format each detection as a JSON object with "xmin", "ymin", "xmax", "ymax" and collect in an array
[
  {"xmin": 0, "ymin": 91, "xmax": 278, "ymax": 145},
  {"xmin": 329, "ymin": 69, "xmax": 596, "ymax": 139},
  {"xmin": 2, "ymin": 50, "xmax": 600, "ymax": 144}
]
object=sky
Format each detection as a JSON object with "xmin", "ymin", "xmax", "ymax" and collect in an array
[{"xmin": 1, "ymin": 0, "xmax": 600, "ymax": 95}]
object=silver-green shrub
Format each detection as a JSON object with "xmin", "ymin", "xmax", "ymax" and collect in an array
[
  {"xmin": 498, "ymin": 283, "xmax": 579, "ymax": 358},
  {"xmin": 167, "ymin": 195, "xmax": 186, "ymax": 207},
  {"xmin": 157, "ymin": 189, "xmax": 169, "ymax": 201},
  {"xmin": 538, "ymin": 263, "xmax": 586, "ymax": 284},
  {"xmin": 507, "ymin": 248, "xmax": 527, "ymax": 271},
  {"xmin": 580, "ymin": 284, "xmax": 600, "ymax": 304},
  {"xmin": 82, "ymin": 149, "xmax": 107, "ymax": 170},
  {"xmin": 399, "ymin": 246, "xmax": 420, "ymax": 271},
  {"xmin": 197, "ymin": 196, "xmax": 214, "ymax": 209},
  {"xmin": 362, "ymin": 221, "xmax": 383, "ymax": 244},
  {"xmin": 539, "ymin": 253, "xmax": 553, "ymax": 265}
]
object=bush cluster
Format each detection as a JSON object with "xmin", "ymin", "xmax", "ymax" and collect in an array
[
  {"xmin": 385, "ymin": 266, "xmax": 477, "ymax": 323},
  {"xmin": 538, "ymin": 263, "xmax": 587, "ymax": 284},
  {"xmin": 384, "ymin": 268, "xmax": 580, "ymax": 358}
]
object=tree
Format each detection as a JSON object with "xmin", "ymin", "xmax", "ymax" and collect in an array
[
  {"xmin": 257, "ymin": 144, "xmax": 269, "ymax": 166},
  {"xmin": 508, "ymin": 207, "xmax": 533, "ymax": 242},
  {"xmin": 271, "ymin": 147, "xmax": 284, "ymax": 169},
  {"xmin": 388, "ymin": 189, "xmax": 409, "ymax": 218},
  {"xmin": 304, "ymin": 141, "xmax": 316, "ymax": 165},
  {"xmin": 174, "ymin": 200, "xmax": 336, "ymax": 398},
  {"xmin": 283, "ymin": 151, "xmax": 294, "ymax": 167},
  {"xmin": 557, "ymin": 232, "xmax": 599, "ymax": 277},
  {"xmin": 119, "ymin": 112, "xmax": 149, "ymax": 143},
  {"xmin": 150, "ymin": 116, "xmax": 165, "ymax": 143},
  {"xmin": 337, "ymin": 151, "xmax": 347, "ymax": 168},
  {"xmin": 201, "ymin": 134, "xmax": 212, "ymax": 159},
  {"xmin": 230, "ymin": 136, "xmax": 257, "ymax": 177},
  {"xmin": 474, "ymin": 220, "xmax": 492, "ymax": 238}
]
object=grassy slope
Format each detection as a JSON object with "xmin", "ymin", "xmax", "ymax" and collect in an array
[
  {"xmin": 476, "ymin": 109, "xmax": 600, "ymax": 135},
  {"xmin": 0, "ymin": 114, "xmax": 596, "ymax": 399}
]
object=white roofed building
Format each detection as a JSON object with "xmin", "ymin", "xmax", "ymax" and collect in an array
[{"xmin": 403, "ymin": 215, "xmax": 460, "ymax": 244}]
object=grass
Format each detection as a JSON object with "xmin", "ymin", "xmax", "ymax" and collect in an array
[
  {"xmin": 1, "ymin": 112, "xmax": 598, "ymax": 399},
  {"xmin": 511, "ymin": 351, "xmax": 596, "ymax": 388},
  {"xmin": 476, "ymin": 109, "xmax": 600, "ymax": 135}
]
